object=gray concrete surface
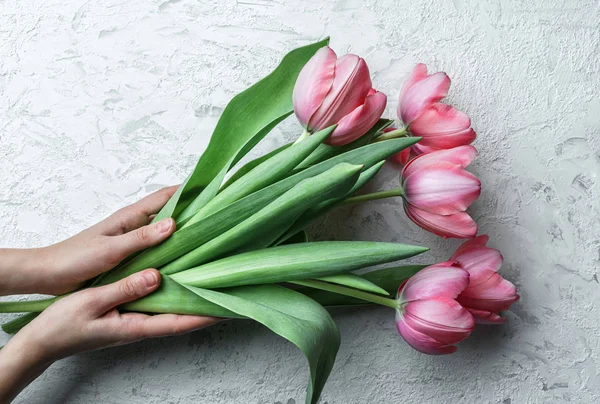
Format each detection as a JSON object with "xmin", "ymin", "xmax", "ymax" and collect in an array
[{"xmin": 1, "ymin": 0, "xmax": 599, "ymax": 403}]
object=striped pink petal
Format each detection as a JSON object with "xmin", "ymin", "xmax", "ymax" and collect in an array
[
  {"xmin": 458, "ymin": 270, "xmax": 519, "ymax": 313},
  {"xmin": 410, "ymin": 103, "xmax": 476, "ymax": 149},
  {"xmin": 451, "ymin": 235, "xmax": 504, "ymax": 280},
  {"xmin": 404, "ymin": 203, "xmax": 478, "ymax": 239},
  {"xmin": 326, "ymin": 90, "xmax": 387, "ymax": 146},
  {"xmin": 401, "ymin": 297, "xmax": 474, "ymax": 345},
  {"xmin": 396, "ymin": 313, "xmax": 459, "ymax": 355},
  {"xmin": 466, "ymin": 308, "xmax": 507, "ymax": 324},
  {"xmin": 292, "ymin": 46, "xmax": 337, "ymax": 129},
  {"xmin": 402, "ymin": 145, "xmax": 477, "ymax": 179},
  {"xmin": 398, "ymin": 64, "xmax": 450, "ymax": 124},
  {"xmin": 403, "ymin": 161, "xmax": 481, "ymax": 215},
  {"xmin": 399, "ymin": 262, "xmax": 469, "ymax": 302},
  {"xmin": 308, "ymin": 54, "xmax": 372, "ymax": 131}
]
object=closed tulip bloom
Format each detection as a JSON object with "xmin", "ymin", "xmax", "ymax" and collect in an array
[
  {"xmin": 397, "ymin": 63, "xmax": 450, "ymax": 125},
  {"xmin": 451, "ymin": 235, "xmax": 520, "ymax": 323},
  {"xmin": 400, "ymin": 145, "xmax": 481, "ymax": 238},
  {"xmin": 396, "ymin": 262, "xmax": 475, "ymax": 354},
  {"xmin": 293, "ymin": 46, "xmax": 387, "ymax": 146},
  {"xmin": 409, "ymin": 103, "xmax": 476, "ymax": 152}
]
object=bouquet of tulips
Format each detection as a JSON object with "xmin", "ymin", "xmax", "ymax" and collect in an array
[{"xmin": 0, "ymin": 38, "xmax": 519, "ymax": 403}]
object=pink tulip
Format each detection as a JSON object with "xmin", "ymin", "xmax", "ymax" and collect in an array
[
  {"xmin": 400, "ymin": 146, "xmax": 481, "ymax": 238},
  {"xmin": 451, "ymin": 235, "xmax": 520, "ymax": 323},
  {"xmin": 397, "ymin": 63, "xmax": 450, "ymax": 125},
  {"xmin": 392, "ymin": 64, "xmax": 476, "ymax": 164},
  {"xmin": 293, "ymin": 46, "xmax": 387, "ymax": 146},
  {"xmin": 396, "ymin": 262, "xmax": 475, "ymax": 354}
]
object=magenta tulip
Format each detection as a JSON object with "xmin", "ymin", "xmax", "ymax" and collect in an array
[
  {"xmin": 400, "ymin": 146, "xmax": 481, "ymax": 238},
  {"xmin": 396, "ymin": 262, "xmax": 475, "ymax": 354},
  {"xmin": 451, "ymin": 235, "xmax": 520, "ymax": 323},
  {"xmin": 293, "ymin": 46, "xmax": 387, "ymax": 146}
]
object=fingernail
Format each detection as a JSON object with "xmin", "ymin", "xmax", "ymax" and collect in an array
[
  {"xmin": 156, "ymin": 218, "xmax": 172, "ymax": 233},
  {"xmin": 141, "ymin": 270, "xmax": 158, "ymax": 287}
]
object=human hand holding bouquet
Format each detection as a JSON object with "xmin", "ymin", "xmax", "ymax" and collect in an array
[{"xmin": 0, "ymin": 38, "xmax": 518, "ymax": 404}]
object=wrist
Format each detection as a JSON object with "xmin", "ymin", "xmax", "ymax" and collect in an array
[
  {"xmin": 0, "ymin": 248, "xmax": 49, "ymax": 296},
  {"xmin": 0, "ymin": 331, "xmax": 54, "ymax": 402}
]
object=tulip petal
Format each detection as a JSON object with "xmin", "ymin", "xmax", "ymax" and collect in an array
[
  {"xmin": 403, "ymin": 161, "xmax": 481, "ymax": 215},
  {"xmin": 451, "ymin": 235, "xmax": 503, "ymax": 276},
  {"xmin": 396, "ymin": 314, "xmax": 458, "ymax": 355},
  {"xmin": 309, "ymin": 54, "xmax": 372, "ymax": 130},
  {"xmin": 392, "ymin": 148, "xmax": 412, "ymax": 165},
  {"xmin": 404, "ymin": 203, "xmax": 478, "ymax": 239},
  {"xmin": 326, "ymin": 90, "xmax": 387, "ymax": 146},
  {"xmin": 292, "ymin": 46, "xmax": 337, "ymax": 129},
  {"xmin": 399, "ymin": 68, "xmax": 450, "ymax": 124},
  {"xmin": 458, "ymin": 270, "xmax": 519, "ymax": 312},
  {"xmin": 410, "ymin": 103, "xmax": 476, "ymax": 149},
  {"xmin": 402, "ymin": 297, "xmax": 474, "ymax": 345},
  {"xmin": 399, "ymin": 263, "xmax": 469, "ymax": 302},
  {"xmin": 398, "ymin": 63, "xmax": 428, "ymax": 105},
  {"xmin": 402, "ymin": 145, "xmax": 477, "ymax": 179},
  {"xmin": 466, "ymin": 308, "xmax": 507, "ymax": 324}
]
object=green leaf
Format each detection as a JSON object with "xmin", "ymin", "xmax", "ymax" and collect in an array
[
  {"xmin": 153, "ymin": 38, "xmax": 330, "ymax": 223},
  {"xmin": 183, "ymin": 126, "xmax": 335, "ymax": 228},
  {"xmin": 221, "ymin": 143, "xmax": 292, "ymax": 191},
  {"xmin": 314, "ymin": 273, "xmax": 389, "ymax": 295},
  {"xmin": 275, "ymin": 160, "xmax": 385, "ymax": 245},
  {"xmin": 170, "ymin": 241, "xmax": 428, "ymax": 288},
  {"xmin": 160, "ymin": 163, "xmax": 363, "ymax": 275},
  {"xmin": 179, "ymin": 283, "xmax": 340, "ymax": 404},
  {"xmin": 1, "ymin": 312, "xmax": 39, "ymax": 334},
  {"xmin": 296, "ymin": 119, "xmax": 394, "ymax": 170}
]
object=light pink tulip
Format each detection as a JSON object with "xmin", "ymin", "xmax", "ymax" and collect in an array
[
  {"xmin": 393, "ymin": 64, "xmax": 476, "ymax": 164},
  {"xmin": 293, "ymin": 46, "xmax": 387, "ymax": 146},
  {"xmin": 396, "ymin": 262, "xmax": 474, "ymax": 354},
  {"xmin": 410, "ymin": 103, "xmax": 476, "ymax": 150},
  {"xmin": 397, "ymin": 63, "xmax": 450, "ymax": 125},
  {"xmin": 400, "ymin": 146, "xmax": 481, "ymax": 238},
  {"xmin": 451, "ymin": 235, "xmax": 520, "ymax": 323}
]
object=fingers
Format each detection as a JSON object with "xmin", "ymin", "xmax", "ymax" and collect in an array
[
  {"xmin": 119, "ymin": 313, "xmax": 222, "ymax": 340},
  {"xmin": 100, "ymin": 185, "xmax": 180, "ymax": 236},
  {"xmin": 107, "ymin": 217, "xmax": 175, "ymax": 261},
  {"xmin": 88, "ymin": 269, "xmax": 161, "ymax": 314}
]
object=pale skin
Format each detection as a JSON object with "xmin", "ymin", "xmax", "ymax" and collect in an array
[{"xmin": 0, "ymin": 186, "xmax": 221, "ymax": 403}]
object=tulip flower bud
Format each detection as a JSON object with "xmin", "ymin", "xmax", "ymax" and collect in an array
[
  {"xmin": 293, "ymin": 46, "xmax": 387, "ymax": 146},
  {"xmin": 400, "ymin": 145, "xmax": 481, "ymax": 238},
  {"xmin": 393, "ymin": 64, "xmax": 476, "ymax": 163},
  {"xmin": 395, "ymin": 262, "xmax": 474, "ymax": 354},
  {"xmin": 450, "ymin": 235, "xmax": 520, "ymax": 323}
]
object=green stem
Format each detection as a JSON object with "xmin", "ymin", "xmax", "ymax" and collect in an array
[
  {"xmin": 342, "ymin": 187, "xmax": 404, "ymax": 205},
  {"xmin": 291, "ymin": 279, "xmax": 399, "ymax": 309},
  {"xmin": 293, "ymin": 130, "xmax": 311, "ymax": 144},
  {"xmin": 373, "ymin": 126, "xmax": 408, "ymax": 142},
  {"xmin": 0, "ymin": 296, "xmax": 59, "ymax": 313}
]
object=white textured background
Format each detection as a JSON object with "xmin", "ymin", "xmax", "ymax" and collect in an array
[{"xmin": 1, "ymin": 0, "xmax": 599, "ymax": 403}]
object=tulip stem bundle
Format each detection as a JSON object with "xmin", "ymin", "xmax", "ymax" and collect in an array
[{"xmin": 0, "ymin": 38, "xmax": 520, "ymax": 404}]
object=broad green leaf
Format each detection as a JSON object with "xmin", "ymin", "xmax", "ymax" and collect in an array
[
  {"xmin": 160, "ymin": 163, "xmax": 363, "ymax": 275},
  {"xmin": 153, "ymin": 38, "xmax": 330, "ymax": 223},
  {"xmin": 183, "ymin": 126, "xmax": 334, "ymax": 228},
  {"xmin": 221, "ymin": 143, "xmax": 292, "ymax": 191},
  {"xmin": 299, "ymin": 265, "xmax": 427, "ymax": 306},
  {"xmin": 1, "ymin": 312, "xmax": 39, "ymax": 334},
  {"xmin": 170, "ymin": 241, "xmax": 428, "ymax": 288},
  {"xmin": 296, "ymin": 119, "xmax": 394, "ymax": 170},
  {"xmin": 314, "ymin": 273, "xmax": 389, "ymax": 295},
  {"xmin": 179, "ymin": 283, "xmax": 340, "ymax": 404},
  {"xmin": 275, "ymin": 160, "xmax": 385, "ymax": 245}
]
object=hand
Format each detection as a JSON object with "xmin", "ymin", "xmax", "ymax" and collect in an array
[
  {"xmin": 0, "ymin": 186, "xmax": 179, "ymax": 296},
  {"xmin": 0, "ymin": 269, "xmax": 221, "ymax": 403}
]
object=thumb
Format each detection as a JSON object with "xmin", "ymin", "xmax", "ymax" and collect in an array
[
  {"xmin": 110, "ymin": 218, "xmax": 175, "ymax": 260},
  {"xmin": 91, "ymin": 269, "xmax": 161, "ymax": 314}
]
